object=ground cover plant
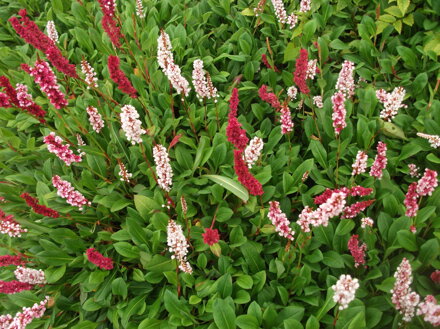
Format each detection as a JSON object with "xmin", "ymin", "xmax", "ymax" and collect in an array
[{"xmin": 0, "ymin": 0, "xmax": 439, "ymax": 328}]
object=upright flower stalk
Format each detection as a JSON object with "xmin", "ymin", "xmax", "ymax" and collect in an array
[
  {"xmin": 244, "ymin": 137, "xmax": 264, "ymax": 168},
  {"xmin": 192, "ymin": 59, "xmax": 218, "ymax": 101},
  {"xmin": 86, "ymin": 248, "xmax": 114, "ymax": 270},
  {"xmin": 417, "ymin": 133, "xmax": 440, "ymax": 149},
  {"xmin": 52, "ymin": 175, "xmax": 91, "ymax": 210},
  {"xmin": 167, "ymin": 219, "xmax": 192, "ymax": 274},
  {"xmin": 331, "ymin": 92, "xmax": 347, "ymax": 136},
  {"xmin": 369, "ymin": 141, "xmax": 387, "ymax": 179},
  {"xmin": 293, "ymin": 49, "xmax": 310, "ymax": 94},
  {"xmin": 81, "ymin": 59, "xmax": 98, "ymax": 89},
  {"xmin": 97, "ymin": 0, "xmax": 123, "ymax": 48},
  {"xmin": 44, "ymin": 132, "xmax": 83, "ymax": 166},
  {"xmin": 335, "ymin": 60, "xmax": 355, "ymax": 98},
  {"xmin": 376, "ymin": 87, "xmax": 407, "ymax": 121},
  {"xmin": 120, "ymin": 105, "xmax": 146, "ymax": 144},
  {"xmin": 157, "ymin": 30, "xmax": 191, "ymax": 97},
  {"xmin": 352, "ymin": 151, "xmax": 368, "ymax": 176},
  {"xmin": 86, "ymin": 106, "xmax": 104, "ymax": 133},
  {"xmin": 268, "ymin": 201, "xmax": 294, "ymax": 240},
  {"xmin": 391, "ymin": 258, "xmax": 420, "ymax": 322},
  {"xmin": 332, "ymin": 274, "xmax": 359, "ymax": 310},
  {"xmin": 108, "ymin": 56, "xmax": 138, "ymax": 98},
  {"xmin": 153, "ymin": 144, "xmax": 173, "ymax": 192},
  {"xmin": 234, "ymin": 149, "xmax": 264, "ymax": 196},
  {"xmin": 347, "ymin": 235, "xmax": 367, "ymax": 267},
  {"xmin": 0, "ymin": 296, "xmax": 49, "ymax": 328},
  {"xmin": 21, "ymin": 60, "xmax": 68, "ymax": 109},
  {"xmin": 9, "ymin": 9, "xmax": 78, "ymax": 77}
]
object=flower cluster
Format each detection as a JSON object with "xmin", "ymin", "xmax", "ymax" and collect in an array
[
  {"xmin": 254, "ymin": 0, "xmax": 266, "ymax": 16},
  {"xmin": 270, "ymin": 0, "xmax": 297, "ymax": 29},
  {"xmin": 391, "ymin": 258, "xmax": 420, "ymax": 322},
  {"xmin": 180, "ymin": 196, "xmax": 188, "ymax": 216},
  {"xmin": 97, "ymin": 0, "xmax": 122, "ymax": 48},
  {"xmin": 120, "ymin": 105, "xmax": 146, "ymax": 144},
  {"xmin": 293, "ymin": 49, "xmax": 310, "ymax": 94},
  {"xmin": 408, "ymin": 163, "xmax": 419, "ymax": 178},
  {"xmin": 14, "ymin": 266, "xmax": 46, "ymax": 285},
  {"xmin": 202, "ymin": 228, "xmax": 220, "ymax": 246},
  {"xmin": 280, "ymin": 104, "xmax": 294, "ymax": 134},
  {"xmin": 352, "ymin": 150, "xmax": 368, "ymax": 176},
  {"xmin": 416, "ymin": 168, "xmax": 438, "ymax": 196},
  {"xmin": 0, "ymin": 296, "xmax": 49, "ymax": 328},
  {"xmin": 306, "ymin": 59, "xmax": 318, "ymax": 80},
  {"xmin": 0, "ymin": 209, "xmax": 27, "ymax": 238},
  {"xmin": 81, "ymin": 59, "xmax": 98, "ymax": 89},
  {"xmin": 20, "ymin": 193, "xmax": 59, "ymax": 218},
  {"xmin": 0, "ymin": 77, "xmax": 46, "ymax": 122},
  {"xmin": 261, "ymin": 54, "xmax": 279, "ymax": 72},
  {"xmin": 118, "ymin": 163, "xmax": 132, "ymax": 183},
  {"xmin": 157, "ymin": 30, "xmax": 191, "ymax": 97},
  {"xmin": 376, "ymin": 87, "xmax": 407, "ymax": 121},
  {"xmin": 361, "ymin": 217, "xmax": 374, "ymax": 228},
  {"xmin": 313, "ymin": 95, "xmax": 323, "ymax": 108},
  {"xmin": 417, "ymin": 132, "xmax": 440, "ymax": 149},
  {"xmin": 226, "ymin": 89, "xmax": 249, "ymax": 150},
  {"xmin": 369, "ymin": 141, "xmax": 387, "ymax": 179},
  {"xmin": 314, "ymin": 186, "xmax": 372, "ymax": 204},
  {"xmin": 404, "ymin": 169, "xmax": 438, "ymax": 217},
  {"xmin": 258, "ymin": 85, "xmax": 280, "ymax": 109},
  {"xmin": 108, "ymin": 56, "xmax": 138, "ymax": 98},
  {"xmin": 52, "ymin": 175, "xmax": 91, "ymax": 210},
  {"xmin": 234, "ymin": 149, "xmax": 264, "ymax": 196},
  {"xmin": 86, "ymin": 248, "xmax": 114, "ymax": 270},
  {"xmin": 9, "ymin": 9, "xmax": 77, "ymax": 77},
  {"xmin": 0, "ymin": 255, "xmax": 25, "ymax": 267},
  {"xmin": 135, "ymin": 0, "xmax": 146, "ymax": 18},
  {"xmin": 431, "ymin": 270, "xmax": 440, "ymax": 284},
  {"xmin": 287, "ymin": 86, "xmax": 298, "ymax": 100},
  {"xmin": 335, "ymin": 60, "xmax": 355, "ymax": 98},
  {"xmin": 268, "ymin": 201, "xmax": 294, "ymax": 240},
  {"xmin": 298, "ymin": 192, "xmax": 346, "ymax": 232},
  {"xmin": 87, "ymin": 106, "xmax": 104, "ymax": 133},
  {"xmin": 342, "ymin": 200, "xmax": 375, "ymax": 219},
  {"xmin": 153, "ymin": 144, "xmax": 173, "ymax": 192},
  {"xmin": 21, "ymin": 60, "xmax": 68, "ymax": 109},
  {"xmin": 331, "ymin": 92, "xmax": 347, "ymax": 135},
  {"xmin": 0, "ymin": 280, "xmax": 33, "ymax": 294},
  {"xmin": 192, "ymin": 59, "xmax": 218, "ymax": 101},
  {"xmin": 347, "ymin": 235, "xmax": 367, "ymax": 267},
  {"xmin": 44, "ymin": 132, "xmax": 83, "ymax": 166},
  {"xmin": 417, "ymin": 295, "xmax": 440, "ymax": 326},
  {"xmin": 299, "ymin": 0, "xmax": 311, "ymax": 12},
  {"xmin": 167, "ymin": 220, "xmax": 192, "ymax": 274},
  {"xmin": 46, "ymin": 20, "xmax": 58, "ymax": 43},
  {"xmin": 332, "ymin": 274, "xmax": 359, "ymax": 310},
  {"xmin": 244, "ymin": 137, "xmax": 264, "ymax": 168}
]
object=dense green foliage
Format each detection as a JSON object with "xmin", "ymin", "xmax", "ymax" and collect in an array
[{"xmin": 0, "ymin": 0, "xmax": 439, "ymax": 328}]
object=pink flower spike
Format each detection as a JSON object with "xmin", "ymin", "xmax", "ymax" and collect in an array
[
  {"xmin": 417, "ymin": 132, "xmax": 440, "ymax": 149},
  {"xmin": 21, "ymin": 60, "xmax": 68, "ymax": 109},
  {"xmin": 0, "ymin": 255, "xmax": 25, "ymax": 267},
  {"xmin": 313, "ymin": 95, "xmax": 323, "ymax": 108},
  {"xmin": 167, "ymin": 219, "xmax": 192, "ymax": 274},
  {"xmin": 280, "ymin": 105, "xmax": 294, "ymax": 134},
  {"xmin": 120, "ymin": 104, "xmax": 146, "ymax": 145},
  {"xmin": 86, "ymin": 248, "xmax": 113, "ymax": 270},
  {"xmin": 1, "ymin": 296, "xmax": 49, "ymax": 328},
  {"xmin": 335, "ymin": 60, "xmax": 355, "ymax": 98},
  {"xmin": 153, "ymin": 144, "xmax": 173, "ymax": 192},
  {"xmin": 86, "ymin": 106, "xmax": 104, "ymax": 133},
  {"xmin": 52, "ymin": 175, "xmax": 91, "ymax": 210},
  {"xmin": 331, "ymin": 92, "xmax": 347, "ymax": 135},
  {"xmin": 259, "ymin": 85, "xmax": 280, "ymax": 109},
  {"xmin": 44, "ymin": 132, "xmax": 83, "ymax": 166},
  {"xmin": 244, "ymin": 137, "xmax": 264, "ymax": 169},
  {"xmin": 0, "ymin": 280, "xmax": 33, "ymax": 294},
  {"xmin": 347, "ymin": 234, "xmax": 367, "ymax": 267},
  {"xmin": 352, "ymin": 151, "xmax": 368, "ymax": 176},
  {"xmin": 108, "ymin": 56, "xmax": 138, "ymax": 98},
  {"xmin": 332, "ymin": 274, "xmax": 359, "ymax": 310},
  {"xmin": 14, "ymin": 266, "xmax": 46, "ymax": 284},
  {"xmin": 417, "ymin": 295, "xmax": 440, "ymax": 327},
  {"xmin": 268, "ymin": 201, "xmax": 294, "ymax": 240},
  {"xmin": 0, "ymin": 209, "xmax": 27, "ymax": 237},
  {"xmin": 293, "ymin": 49, "xmax": 310, "ymax": 94},
  {"xmin": 369, "ymin": 141, "xmax": 387, "ymax": 179},
  {"xmin": 361, "ymin": 217, "xmax": 374, "ymax": 228},
  {"xmin": 376, "ymin": 87, "xmax": 407, "ymax": 121},
  {"xmin": 404, "ymin": 182, "xmax": 419, "ymax": 218},
  {"xmin": 391, "ymin": 258, "xmax": 420, "ymax": 322},
  {"xmin": 416, "ymin": 168, "xmax": 438, "ymax": 196}
]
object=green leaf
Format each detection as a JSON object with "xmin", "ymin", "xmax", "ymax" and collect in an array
[
  {"xmin": 112, "ymin": 277, "xmax": 128, "ymax": 299},
  {"xmin": 134, "ymin": 195, "xmax": 160, "ymax": 219},
  {"xmin": 284, "ymin": 42, "xmax": 299, "ymax": 63},
  {"xmin": 309, "ymin": 140, "xmax": 328, "ymax": 169},
  {"xmin": 204, "ymin": 175, "xmax": 249, "ymax": 202},
  {"xmin": 240, "ymin": 242, "xmax": 265, "ymax": 272},
  {"xmin": 213, "ymin": 298, "xmax": 236, "ymax": 329},
  {"xmin": 397, "ymin": 0, "xmax": 410, "ymax": 15},
  {"xmin": 45, "ymin": 265, "xmax": 66, "ymax": 283},
  {"xmin": 37, "ymin": 250, "xmax": 73, "ymax": 266},
  {"xmin": 236, "ymin": 315, "xmax": 259, "ymax": 329},
  {"xmin": 217, "ymin": 273, "xmax": 233, "ymax": 298},
  {"xmin": 335, "ymin": 220, "xmax": 355, "ymax": 236},
  {"xmin": 121, "ymin": 295, "xmax": 146, "ymax": 327},
  {"xmin": 322, "ymin": 251, "xmax": 345, "ymax": 268},
  {"xmin": 305, "ymin": 315, "xmax": 319, "ymax": 329},
  {"xmin": 396, "ymin": 230, "xmax": 418, "ymax": 251},
  {"xmin": 114, "ymin": 242, "xmax": 140, "ymax": 259}
]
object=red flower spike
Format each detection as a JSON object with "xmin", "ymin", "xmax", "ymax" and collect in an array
[
  {"xmin": 293, "ymin": 49, "xmax": 310, "ymax": 94},
  {"xmin": 202, "ymin": 228, "xmax": 220, "ymax": 246},
  {"xmin": 107, "ymin": 56, "xmax": 138, "ymax": 98},
  {"xmin": 86, "ymin": 248, "xmax": 113, "ymax": 270},
  {"xmin": 234, "ymin": 149, "xmax": 263, "ymax": 196}
]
